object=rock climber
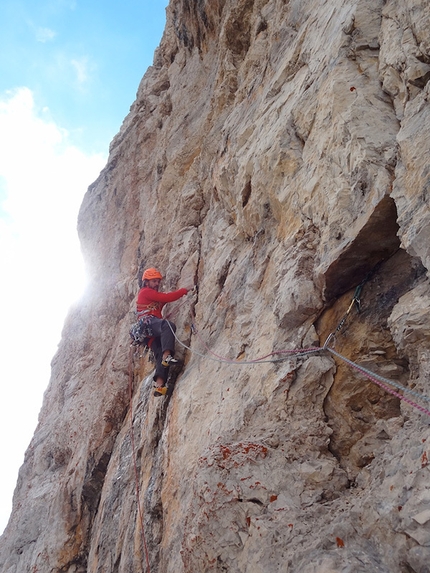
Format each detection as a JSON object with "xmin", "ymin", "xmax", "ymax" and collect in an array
[{"xmin": 136, "ymin": 267, "xmax": 191, "ymax": 396}]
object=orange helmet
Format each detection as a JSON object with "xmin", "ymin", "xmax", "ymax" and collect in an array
[{"xmin": 142, "ymin": 267, "xmax": 163, "ymax": 281}]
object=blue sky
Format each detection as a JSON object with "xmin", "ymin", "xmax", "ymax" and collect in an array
[
  {"xmin": 0, "ymin": 0, "xmax": 168, "ymax": 535},
  {"xmin": 0, "ymin": 0, "xmax": 169, "ymax": 153}
]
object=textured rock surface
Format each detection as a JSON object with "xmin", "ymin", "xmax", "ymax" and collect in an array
[{"xmin": 1, "ymin": 0, "xmax": 430, "ymax": 572}]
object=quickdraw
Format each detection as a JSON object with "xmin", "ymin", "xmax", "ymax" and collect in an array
[{"xmin": 129, "ymin": 315, "xmax": 154, "ymax": 345}]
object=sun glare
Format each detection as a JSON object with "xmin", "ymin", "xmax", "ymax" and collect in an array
[{"xmin": 0, "ymin": 87, "xmax": 106, "ymax": 533}]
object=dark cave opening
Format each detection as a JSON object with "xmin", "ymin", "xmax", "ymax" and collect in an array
[
  {"xmin": 316, "ymin": 195, "xmax": 427, "ymax": 478},
  {"xmin": 323, "ymin": 195, "xmax": 401, "ymax": 303}
]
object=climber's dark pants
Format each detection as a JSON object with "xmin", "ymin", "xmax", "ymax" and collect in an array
[{"xmin": 148, "ymin": 317, "xmax": 177, "ymax": 384}]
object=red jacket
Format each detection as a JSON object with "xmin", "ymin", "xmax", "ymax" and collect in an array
[{"xmin": 136, "ymin": 287, "xmax": 188, "ymax": 319}]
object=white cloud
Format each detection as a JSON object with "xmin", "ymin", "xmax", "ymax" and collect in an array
[
  {"xmin": 59, "ymin": 0, "xmax": 77, "ymax": 10},
  {"xmin": 0, "ymin": 87, "xmax": 106, "ymax": 534},
  {"xmin": 36, "ymin": 27, "xmax": 57, "ymax": 43},
  {"xmin": 71, "ymin": 56, "xmax": 94, "ymax": 87}
]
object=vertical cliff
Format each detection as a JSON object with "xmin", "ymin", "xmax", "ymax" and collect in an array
[{"xmin": 1, "ymin": 0, "xmax": 430, "ymax": 572}]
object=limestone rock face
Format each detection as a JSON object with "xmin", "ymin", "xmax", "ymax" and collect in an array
[{"xmin": 1, "ymin": 1, "xmax": 430, "ymax": 572}]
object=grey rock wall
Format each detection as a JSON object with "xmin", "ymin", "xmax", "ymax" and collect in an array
[{"xmin": 1, "ymin": 0, "xmax": 430, "ymax": 572}]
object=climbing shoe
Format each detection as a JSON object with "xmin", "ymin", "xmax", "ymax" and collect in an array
[
  {"xmin": 162, "ymin": 355, "xmax": 180, "ymax": 367},
  {"xmin": 153, "ymin": 386, "xmax": 167, "ymax": 397}
]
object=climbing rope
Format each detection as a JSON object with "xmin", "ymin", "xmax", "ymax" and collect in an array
[
  {"xmin": 326, "ymin": 347, "xmax": 430, "ymax": 417},
  {"xmin": 163, "ymin": 300, "xmax": 430, "ymax": 417},
  {"xmin": 169, "ymin": 319, "xmax": 321, "ymax": 365},
  {"xmin": 191, "ymin": 321, "xmax": 322, "ymax": 363},
  {"xmin": 134, "ymin": 280, "xmax": 429, "ymax": 421},
  {"xmin": 326, "ymin": 346, "xmax": 430, "ymax": 403},
  {"xmin": 319, "ymin": 280, "xmax": 430, "ymax": 416},
  {"xmin": 128, "ymin": 345, "xmax": 151, "ymax": 573}
]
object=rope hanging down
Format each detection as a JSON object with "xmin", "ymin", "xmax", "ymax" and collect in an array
[{"xmin": 128, "ymin": 345, "xmax": 151, "ymax": 573}]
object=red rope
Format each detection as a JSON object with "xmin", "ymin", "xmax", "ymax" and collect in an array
[
  {"xmin": 191, "ymin": 322, "xmax": 320, "ymax": 364},
  {"xmin": 330, "ymin": 349, "xmax": 430, "ymax": 417},
  {"xmin": 367, "ymin": 373, "xmax": 430, "ymax": 417},
  {"xmin": 128, "ymin": 345, "xmax": 151, "ymax": 572},
  {"xmin": 191, "ymin": 324, "xmax": 430, "ymax": 416}
]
